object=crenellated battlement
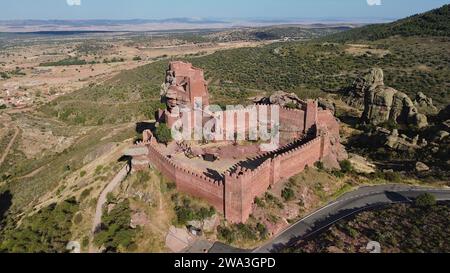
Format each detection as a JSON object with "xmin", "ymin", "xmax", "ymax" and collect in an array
[
  {"xmin": 133, "ymin": 129, "xmax": 339, "ymax": 223},
  {"xmin": 147, "ymin": 142, "xmax": 223, "ymax": 187},
  {"xmin": 129, "ymin": 61, "xmax": 346, "ymax": 224}
]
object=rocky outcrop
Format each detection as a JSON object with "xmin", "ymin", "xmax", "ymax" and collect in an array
[
  {"xmin": 348, "ymin": 153, "xmax": 376, "ymax": 174},
  {"xmin": 429, "ymin": 104, "xmax": 450, "ymax": 143},
  {"xmin": 343, "ymin": 67, "xmax": 385, "ymax": 109},
  {"xmin": 414, "ymin": 92, "xmax": 438, "ymax": 114},
  {"xmin": 415, "ymin": 162, "xmax": 430, "ymax": 172},
  {"xmin": 360, "ymin": 68, "xmax": 428, "ymax": 129},
  {"xmin": 437, "ymin": 105, "xmax": 450, "ymax": 131},
  {"xmin": 254, "ymin": 92, "xmax": 336, "ymax": 116},
  {"xmin": 318, "ymin": 98, "xmax": 336, "ymax": 116},
  {"xmin": 373, "ymin": 128, "xmax": 428, "ymax": 151},
  {"xmin": 254, "ymin": 91, "xmax": 303, "ymax": 108}
]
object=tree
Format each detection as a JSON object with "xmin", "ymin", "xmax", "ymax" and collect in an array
[
  {"xmin": 155, "ymin": 124, "xmax": 173, "ymax": 145},
  {"xmin": 281, "ymin": 187, "xmax": 295, "ymax": 201},
  {"xmin": 94, "ymin": 200, "xmax": 136, "ymax": 252},
  {"xmin": 0, "ymin": 198, "xmax": 79, "ymax": 253},
  {"xmin": 339, "ymin": 160, "xmax": 353, "ymax": 173},
  {"xmin": 414, "ymin": 193, "xmax": 436, "ymax": 208}
]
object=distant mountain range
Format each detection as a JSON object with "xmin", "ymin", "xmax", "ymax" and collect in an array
[{"xmin": 0, "ymin": 17, "xmax": 387, "ymax": 33}]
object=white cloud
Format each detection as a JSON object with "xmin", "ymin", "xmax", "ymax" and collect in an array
[
  {"xmin": 67, "ymin": 0, "xmax": 81, "ymax": 6},
  {"xmin": 367, "ymin": 0, "xmax": 382, "ymax": 6}
]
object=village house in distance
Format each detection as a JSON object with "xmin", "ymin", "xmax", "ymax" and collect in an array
[{"xmin": 126, "ymin": 61, "xmax": 347, "ymax": 223}]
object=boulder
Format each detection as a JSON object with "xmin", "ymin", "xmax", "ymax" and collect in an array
[
  {"xmin": 165, "ymin": 226, "xmax": 195, "ymax": 253},
  {"xmin": 187, "ymin": 220, "xmax": 203, "ymax": 230},
  {"xmin": 318, "ymin": 98, "xmax": 336, "ymax": 115},
  {"xmin": 202, "ymin": 214, "xmax": 219, "ymax": 233},
  {"xmin": 326, "ymin": 246, "xmax": 345, "ymax": 253},
  {"xmin": 375, "ymin": 127, "xmax": 426, "ymax": 151},
  {"xmin": 415, "ymin": 162, "xmax": 430, "ymax": 172},
  {"xmin": 130, "ymin": 212, "xmax": 149, "ymax": 229},
  {"xmin": 434, "ymin": 130, "xmax": 450, "ymax": 142},
  {"xmin": 408, "ymin": 113, "xmax": 428, "ymax": 129},
  {"xmin": 359, "ymin": 68, "xmax": 428, "ymax": 129},
  {"xmin": 254, "ymin": 91, "xmax": 302, "ymax": 108},
  {"xmin": 348, "ymin": 153, "xmax": 376, "ymax": 174},
  {"xmin": 343, "ymin": 68, "xmax": 384, "ymax": 109},
  {"xmin": 414, "ymin": 92, "xmax": 437, "ymax": 114}
]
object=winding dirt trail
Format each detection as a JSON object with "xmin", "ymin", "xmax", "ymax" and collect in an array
[
  {"xmin": 91, "ymin": 164, "xmax": 130, "ymax": 234},
  {"xmin": 0, "ymin": 126, "xmax": 19, "ymax": 167},
  {"xmin": 89, "ymin": 164, "xmax": 130, "ymax": 253}
]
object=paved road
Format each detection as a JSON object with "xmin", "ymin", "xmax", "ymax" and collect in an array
[
  {"xmin": 91, "ymin": 164, "xmax": 130, "ymax": 233},
  {"xmin": 253, "ymin": 184, "xmax": 450, "ymax": 253}
]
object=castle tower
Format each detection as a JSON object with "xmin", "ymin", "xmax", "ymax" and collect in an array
[
  {"xmin": 224, "ymin": 168, "xmax": 254, "ymax": 223},
  {"xmin": 304, "ymin": 100, "xmax": 318, "ymax": 135}
]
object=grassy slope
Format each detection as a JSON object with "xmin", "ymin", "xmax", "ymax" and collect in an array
[
  {"xmin": 325, "ymin": 4, "xmax": 450, "ymax": 42},
  {"xmin": 38, "ymin": 6, "xmax": 450, "ymax": 128},
  {"xmin": 42, "ymin": 36, "xmax": 449, "ymax": 122}
]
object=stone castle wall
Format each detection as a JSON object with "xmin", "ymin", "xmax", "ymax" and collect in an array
[
  {"xmin": 146, "ymin": 144, "xmax": 225, "ymax": 212},
  {"xmin": 163, "ymin": 102, "xmax": 320, "ymax": 141},
  {"xmin": 133, "ymin": 130, "xmax": 333, "ymax": 223},
  {"xmin": 134, "ymin": 61, "xmax": 344, "ymax": 223},
  {"xmin": 223, "ymin": 135, "xmax": 325, "ymax": 223}
]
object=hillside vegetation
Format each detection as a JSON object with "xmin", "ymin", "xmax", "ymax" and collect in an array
[
  {"xmin": 0, "ymin": 5, "xmax": 449, "ymax": 253},
  {"xmin": 326, "ymin": 4, "xmax": 450, "ymax": 41},
  {"xmin": 0, "ymin": 198, "xmax": 79, "ymax": 253},
  {"xmin": 40, "ymin": 36, "xmax": 449, "ymax": 127},
  {"xmin": 37, "ymin": 5, "xmax": 450, "ymax": 128},
  {"xmin": 285, "ymin": 201, "xmax": 450, "ymax": 253}
]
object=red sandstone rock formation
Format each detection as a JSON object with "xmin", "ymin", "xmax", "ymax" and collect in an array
[{"xmin": 160, "ymin": 61, "xmax": 209, "ymax": 126}]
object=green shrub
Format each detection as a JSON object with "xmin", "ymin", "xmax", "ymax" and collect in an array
[
  {"xmin": 339, "ymin": 160, "xmax": 353, "ymax": 173},
  {"xmin": 254, "ymin": 197, "xmax": 265, "ymax": 208},
  {"xmin": 93, "ymin": 199, "xmax": 136, "ymax": 252},
  {"xmin": 281, "ymin": 187, "xmax": 295, "ymax": 201},
  {"xmin": 154, "ymin": 124, "xmax": 173, "ymax": 145},
  {"xmin": 106, "ymin": 192, "xmax": 116, "ymax": 204},
  {"xmin": 94, "ymin": 165, "xmax": 104, "ymax": 176},
  {"xmin": 256, "ymin": 222, "xmax": 268, "ymax": 239},
  {"xmin": 40, "ymin": 58, "xmax": 87, "ymax": 67},
  {"xmin": 81, "ymin": 236, "xmax": 89, "ymax": 249},
  {"xmin": 315, "ymin": 161, "xmax": 325, "ymax": 171},
  {"xmin": 80, "ymin": 188, "xmax": 92, "ymax": 201},
  {"xmin": 73, "ymin": 213, "xmax": 83, "ymax": 224},
  {"xmin": 173, "ymin": 195, "xmax": 215, "ymax": 225},
  {"xmin": 0, "ymin": 198, "xmax": 79, "ymax": 252},
  {"xmin": 284, "ymin": 102, "xmax": 298, "ymax": 109},
  {"xmin": 414, "ymin": 193, "xmax": 436, "ymax": 208},
  {"xmin": 217, "ymin": 226, "xmax": 235, "ymax": 244},
  {"xmin": 383, "ymin": 171, "xmax": 402, "ymax": 183}
]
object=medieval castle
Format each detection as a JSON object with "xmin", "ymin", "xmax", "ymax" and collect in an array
[{"xmin": 127, "ymin": 61, "xmax": 347, "ymax": 223}]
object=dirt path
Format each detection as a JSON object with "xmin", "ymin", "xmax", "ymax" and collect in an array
[
  {"xmin": 0, "ymin": 126, "xmax": 19, "ymax": 167},
  {"xmin": 91, "ymin": 164, "xmax": 130, "ymax": 234}
]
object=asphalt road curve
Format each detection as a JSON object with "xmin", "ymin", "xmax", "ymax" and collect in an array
[{"xmin": 253, "ymin": 184, "xmax": 450, "ymax": 253}]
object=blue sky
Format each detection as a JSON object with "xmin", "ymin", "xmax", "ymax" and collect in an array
[{"xmin": 1, "ymin": 0, "xmax": 449, "ymax": 21}]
